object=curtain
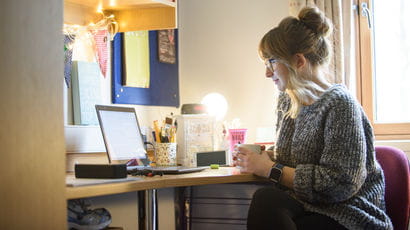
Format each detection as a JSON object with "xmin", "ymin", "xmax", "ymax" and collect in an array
[{"xmin": 289, "ymin": 0, "xmax": 353, "ymax": 87}]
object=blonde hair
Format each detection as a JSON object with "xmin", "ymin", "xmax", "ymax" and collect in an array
[{"xmin": 259, "ymin": 7, "xmax": 333, "ymax": 118}]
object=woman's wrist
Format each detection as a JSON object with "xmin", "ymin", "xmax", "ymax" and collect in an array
[{"xmin": 263, "ymin": 160, "xmax": 275, "ymax": 178}]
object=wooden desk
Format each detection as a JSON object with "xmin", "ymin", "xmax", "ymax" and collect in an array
[
  {"xmin": 66, "ymin": 167, "xmax": 265, "ymax": 199},
  {"xmin": 66, "ymin": 167, "xmax": 267, "ymax": 230}
]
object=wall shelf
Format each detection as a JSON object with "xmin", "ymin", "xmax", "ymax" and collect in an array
[
  {"xmin": 66, "ymin": 0, "xmax": 176, "ymax": 10},
  {"xmin": 64, "ymin": 0, "xmax": 177, "ymax": 31}
]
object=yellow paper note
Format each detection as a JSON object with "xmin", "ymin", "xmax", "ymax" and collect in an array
[{"xmin": 123, "ymin": 31, "xmax": 150, "ymax": 88}]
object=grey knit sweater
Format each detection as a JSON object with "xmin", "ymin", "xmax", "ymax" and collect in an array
[{"xmin": 275, "ymin": 84, "xmax": 393, "ymax": 230}]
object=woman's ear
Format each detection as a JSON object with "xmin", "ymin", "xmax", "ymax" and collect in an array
[{"xmin": 294, "ymin": 53, "xmax": 307, "ymax": 69}]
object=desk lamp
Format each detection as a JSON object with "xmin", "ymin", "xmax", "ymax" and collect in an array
[{"xmin": 201, "ymin": 92, "xmax": 228, "ymax": 121}]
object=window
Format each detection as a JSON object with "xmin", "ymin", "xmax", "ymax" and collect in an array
[{"xmin": 355, "ymin": 0, "xmax": 410, "ymax": 139}]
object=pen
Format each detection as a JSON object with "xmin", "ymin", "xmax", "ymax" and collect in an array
[
  {"xmin": 160, "ymin": 127, "xmax": 167, "ymax": 143},
  {"xmin": 152, "ymin": 131, "xmax": 157, "ymax": 142}
]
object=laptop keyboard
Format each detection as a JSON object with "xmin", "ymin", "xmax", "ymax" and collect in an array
[{"xmin": 127, "ymin": 165, "xmax": 207, "ymax": 175}]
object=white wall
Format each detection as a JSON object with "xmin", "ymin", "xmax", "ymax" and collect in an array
[{"xmin": 179, "ymin": 0, "xmax": 288, "ymax": 143}]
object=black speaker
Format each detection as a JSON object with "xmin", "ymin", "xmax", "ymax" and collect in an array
[
  {"xmin": 75, "ymin": 164, "xmax": 127, "ymax": 179},
  {"xmin": 196, "ymin": 151, "xmax": 227, "ymax": 166}
]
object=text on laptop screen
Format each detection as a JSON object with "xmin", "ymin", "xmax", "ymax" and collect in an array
[{"xmin": 98, "ymin": 110, "xmax": 146, "ymax": 160}]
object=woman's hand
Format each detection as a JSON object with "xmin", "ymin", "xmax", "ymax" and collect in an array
[
  {"xmin": 265, "ymin": 150, "xmax": 275, "ymax": 160},
  {"xmin": 233, "ymin": 146, "xmax": 274, "ymax": 178}
]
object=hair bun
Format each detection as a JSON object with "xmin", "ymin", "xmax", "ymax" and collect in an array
[{"xmin": 298, "ymin": 7, "xmax": 332, "ymax": 37}]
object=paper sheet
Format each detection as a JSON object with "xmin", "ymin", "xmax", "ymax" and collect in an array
[
  {"xmin": 123, "ymin": 31, "xmax": 150, "ymax": 88},
  {"xmin": 66, "ymin": 174, "xmax": 141, "ymax": 187}
]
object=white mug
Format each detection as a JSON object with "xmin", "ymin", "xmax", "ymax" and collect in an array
[{"xmin": 237, "ymin": 144, "xmax": 262, "ymax": 154}]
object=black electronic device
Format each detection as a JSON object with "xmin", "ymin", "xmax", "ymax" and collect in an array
[
  {"xmin": 75, "ymin": 164, "xmax": 127, "ymax": 179},
  {"xmin": 196, "ymin": 150, "xmax": 227, "ymax": 167}
]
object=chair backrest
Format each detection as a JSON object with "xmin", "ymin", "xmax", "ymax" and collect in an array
[{"xmin": 375, "ymin": 146, "xmax": 410, "ymax": 230}]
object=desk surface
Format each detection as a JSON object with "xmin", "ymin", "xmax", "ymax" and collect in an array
[{"xmin": 66, "ymin": 167, "xmax": 266, "ymax": 199}]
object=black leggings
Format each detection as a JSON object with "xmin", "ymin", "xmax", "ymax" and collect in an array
[{"xmin": 247, "ymin": 187, "xmax": 347, "ymax": 230}]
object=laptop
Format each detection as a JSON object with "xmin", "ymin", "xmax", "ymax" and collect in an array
[{"xmin": 95, "ymin": 105, "xmax": 207, "ymax": 174}]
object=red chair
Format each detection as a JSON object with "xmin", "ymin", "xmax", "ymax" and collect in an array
[{"xmin": 375, "ymin": 146, "xmax": 410, "ymax": 230}]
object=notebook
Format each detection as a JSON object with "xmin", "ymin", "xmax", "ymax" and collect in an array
[{"xmin": 95, "ymin": 105, "xmax": 207, "ymax": 174}]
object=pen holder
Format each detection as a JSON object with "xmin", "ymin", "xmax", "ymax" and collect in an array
[{"xmin": 155, "ymin": 143, "xmax": 177, "ymax": 166}]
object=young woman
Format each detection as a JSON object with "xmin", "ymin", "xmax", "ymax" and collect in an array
[{"xmin": 233, "ymin": 7, "xmax": 393, "ymax": 230}]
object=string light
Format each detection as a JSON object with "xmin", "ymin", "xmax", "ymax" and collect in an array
[
  {"xmin": 63, "ymin": 12, "xmax": 118, "ymax": 63},
  {"xmin": 63, "ymin": 13, "xmax": 118, "ymax": 41}
]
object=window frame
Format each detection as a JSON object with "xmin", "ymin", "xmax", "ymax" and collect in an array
[{"xmin": 355, "ymin": 0, "xmax": 410, "ymax": 140}]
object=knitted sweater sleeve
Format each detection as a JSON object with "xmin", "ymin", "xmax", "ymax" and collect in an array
[{"xmin": 293, "ymin": 94, "xmax": 368, "ymax": 204}]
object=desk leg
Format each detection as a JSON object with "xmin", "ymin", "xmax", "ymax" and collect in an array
[
  {"xmin": 138, "ymin": 189, "xmax": 158, "ymax": 230},
  {"xmin": 146, "ymin": 189, "xmax": 158, "ymax": 230},
  {"xmin": 175, "ymin": 187, "xmax": 193, "ymax": 230},
  {"xmin": 174, "ymin": 187, "xmax": 186, "ymax": 230}
]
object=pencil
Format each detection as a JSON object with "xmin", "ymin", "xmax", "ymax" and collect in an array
[{"xmin": 153, "ymin": 120, "xmax": 161, "ymax": 143}]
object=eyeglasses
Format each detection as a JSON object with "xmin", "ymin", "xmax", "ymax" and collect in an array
[{"xmin": 264, "ymin": 58, "xmax": 278, "ymax": 72}]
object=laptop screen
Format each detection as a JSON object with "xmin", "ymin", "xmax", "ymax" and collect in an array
[{"xmin": 96, "ymin": 105, "xmax": 146, "ymax": 162}]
